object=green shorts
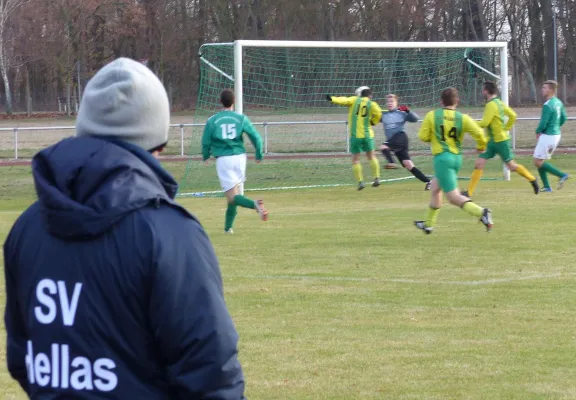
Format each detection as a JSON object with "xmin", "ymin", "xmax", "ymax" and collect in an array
[
  {"xmin": 479, "ymin": 139, "xmax": 514, "ymax": 163},
  {"xmin": 433, "ymin": 152, "xmax": 462, "ymax": 193},
  {"xmin": 350, "ymin": 137, "xmax": 375, "ymax": 154}
]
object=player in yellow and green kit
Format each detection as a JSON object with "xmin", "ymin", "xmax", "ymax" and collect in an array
[
  {"xmin": 202, "ymin": 89, "xmax": 268, "ymax": 234},
  {"xmin": 327, "ymin": 87, "xmax": 383, "ymax": 190},
  {"xmin": 463, "ymin": 81, "xmax": 539, "ymax": 197},
  {"xmin": 414, "ymin": 87, "xmax": 493, "ymax": 234}
]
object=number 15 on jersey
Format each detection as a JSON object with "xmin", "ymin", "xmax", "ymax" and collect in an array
[{"xmin": 221, "ymin": 124, "xmax": 237, "ymax": 140}]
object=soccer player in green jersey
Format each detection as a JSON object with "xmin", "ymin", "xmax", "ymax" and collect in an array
[
  {"xmin": 463, "ymin": 81, "xmax": 539, "ymax": 197},
  {"xmin": 327, "ymin": 87, "xmax": 383, "ymax": 190},
  {"xmin": 534, "ymin": 80, "xmax": 569, "ymax": 192},
  {"xmin": 202, "ymin": 89, "xmax": 268, "ymax": 234},
  {"xmin": 414, "ymin": 87, "xmax": 493, "ymax": 234}
]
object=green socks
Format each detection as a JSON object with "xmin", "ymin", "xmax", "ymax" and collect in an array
[
  {"xmin": 225, "ymin": 204, "xmax": 237, "ymax": 231},
  {"xmin": 542, "ymin": 162, "xmax": 565, "ymax": 178},
  {"xmin": 234, "ymin": 195, "xmax": 256, "ymax": 209},
  {"xmin": 226, "ymin": 195, "xmax": 257, "ymax": 231},
  {"xmin": 538, "ymin": 167, "xmax": 550, "ymax": 189}
]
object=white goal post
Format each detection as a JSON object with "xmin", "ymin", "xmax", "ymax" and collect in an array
[{"xmin": 232, "ymin": 40, "xmax": 509, "ymax": 115}]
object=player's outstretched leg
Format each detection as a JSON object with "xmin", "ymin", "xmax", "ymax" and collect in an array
[
  {"xmin": 380, "ymin": 144, "xmax": 397, "ymax": 169},
  {"xmin": 401, "ymin": 159, "xmax": 430, "ymax": 190},
  {"xmin": 446, "ymin": 190, "xmax": 493, "ymax": 232},
  {"xmin": 415, "ymin": 178, "xmax": 441, "ymax": 234},
  {"xmin": 233, "ymin": 193, "xmax": 269, "ymax": 221},
  {"xmin": 507, "ymin": 160, "xmax": 539, "ymax": 194},
  {"xmin": 534, "ymin": 157, "xmax": 566, "ymax": 192},
  {"xmin": 540, "ymin": 161, "xmax": 569, "ymax": 189}
]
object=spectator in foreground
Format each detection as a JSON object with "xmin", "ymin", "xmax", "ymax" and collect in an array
[{"xmin": 3, "ymin": 58, "xmax": 245, "ymax": 399}]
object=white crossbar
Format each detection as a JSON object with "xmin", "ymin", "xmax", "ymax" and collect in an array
[{"xmin": 234, "ymin": 40, "xmax": 507, "ymax": 49}]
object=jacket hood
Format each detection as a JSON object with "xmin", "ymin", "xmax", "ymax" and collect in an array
[{"xmin": 32, "ymin": 136, "xmax": 179, "ymax": 240}]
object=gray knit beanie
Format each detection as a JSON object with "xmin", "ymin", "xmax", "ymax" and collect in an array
[{"xmin": 76, "ymin": 58, "xmax": 169, "ymax": 151}]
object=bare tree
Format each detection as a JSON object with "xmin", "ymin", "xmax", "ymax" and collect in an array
[{"xmin": 0, "ymin": 0, "xmax": 27, "ymax": 114}]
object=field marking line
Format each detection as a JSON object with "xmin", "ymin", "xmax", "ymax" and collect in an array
[{"xmin": 229, "ymin": 272, "xmax": 576, "ymax": 286}]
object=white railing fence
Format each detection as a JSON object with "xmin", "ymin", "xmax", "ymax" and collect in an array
[{"xmin": 0, "ymin": 117, "xmax": 574, "ymax": 160}]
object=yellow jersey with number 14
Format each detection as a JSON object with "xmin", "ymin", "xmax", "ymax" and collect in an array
[
  {"xmin": 331, "ymin": 96, "xmax": 383, "ymax": 139},
  {"xmin": 418, "ymin": 108, "xmax": 487, "ymax": 156}
]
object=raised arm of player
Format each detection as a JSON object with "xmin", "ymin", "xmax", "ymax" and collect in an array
[
  {"xmin": 463, "ymin": 114, "xmax": 487, "ymax": 151},
  {"xmin": 503, "ymin": 104, "xmax": 517, "ymax": 131},
  {"xmin": 417, "ymin": 111, "xmax": 434, "ymax": 143},
  {"xmin": 406, "ymin": 110, "xmax": 419, "ymax": 123},
  {"xmin": 242, "ymin": 117, "xmax": 264, "ymax": 161},
  {"xmin": 329, "ymin": 96, "xmax": 356, "ymax": 106},
  {"xmin": 201, "ymin": 119, "xmax": 213, "ymax": 161},
  {"xmin": 370, "ymin": 102, "xmax": 383, "ymax": 126}
]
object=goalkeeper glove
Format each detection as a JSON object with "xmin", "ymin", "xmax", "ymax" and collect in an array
[
  {"xmin": 398, "ymin": 105, "xmax": 410, "ymax": 112},
  {"xmin": 326, "ymin": 95, "xmax": 332, "ymax": 101}
]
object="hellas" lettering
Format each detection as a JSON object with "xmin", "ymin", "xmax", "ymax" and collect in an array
[
  {"xmin": 25, "ymin": 341, "xmax": 117, "ymax": 392},
  {"xmin": 27, "ymin": 279, "xmax": 119, "ymax": 392}
]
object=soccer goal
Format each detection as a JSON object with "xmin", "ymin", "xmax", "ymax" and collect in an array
[{"xmin": 180, "ymin": 40, "xmax": 509, "ymax": 197}]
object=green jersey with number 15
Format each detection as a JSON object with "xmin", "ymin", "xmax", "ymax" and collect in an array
[{"xmin": 202, "ymin": 110, "xmax": 263, "ymax": 161}]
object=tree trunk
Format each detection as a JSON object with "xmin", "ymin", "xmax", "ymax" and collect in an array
[
  {"xmin": 539, "ymin": 0, "xmax": 556, "ymax": 80},
  {"xmin": 25, "ymin": 64, "xmax": 31, "ymax": 116},
  {"xmin": 2, "ymin": 66, "xmax": 12, "ymax": 114},
  {"xmin": 529, "ymin": 0, "xmax": 546, "ymax": 83},
  {"xmin": 66, "ymin": 77, "xmax": 71, "ymax": 116},
  {"xmin": 512, "ymin": 52, "xmax": 538, "ymax": 103},
  {"xmin": 558, "ymin": 0, "xmax": 576, "ymax": 81}
]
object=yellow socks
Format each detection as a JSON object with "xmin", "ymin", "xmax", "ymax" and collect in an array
[
  {"xmin": 462, "ymin": 201, "xmax": 483, "ymax": 218},
  {"xmin": 353, "ymin": 163, "xmax": 364, "ymax": 183},
  {"xmin": 515, "ymin": 164, "xmax": 536, "ymax": 181},
  {"xmin": 425, "ymin": 207, "xmax": 440, "ymax": 228},
  {"xmin": 468, "ymin": 169, "xmax": 483, "ymax": 196},
  {"xmin": 370, "ymin": 158, "xmax": 380, "ymax": 179}
]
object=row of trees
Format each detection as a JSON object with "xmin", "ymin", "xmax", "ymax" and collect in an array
[{"xmin": 0, "ymin": 0, "xmax": 572, "ymax": 113}]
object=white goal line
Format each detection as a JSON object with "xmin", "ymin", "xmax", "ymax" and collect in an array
[{"xmin": 177, "ymin": 177, "xmax": 415, "ymax": 197}]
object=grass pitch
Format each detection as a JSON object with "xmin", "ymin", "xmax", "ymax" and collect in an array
[{"xmin": 1, "ymin": 157, "xmax": 576, "ymax": 399}]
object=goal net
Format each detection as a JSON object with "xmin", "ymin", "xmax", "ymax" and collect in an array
[{"xmin": 180, "ymin": 41, "xmax": 508, "ymax": 197}]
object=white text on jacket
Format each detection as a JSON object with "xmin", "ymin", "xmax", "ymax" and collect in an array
[{"xmin": 26, "ymin": 279, "xmax": 118, "ymax": 392}]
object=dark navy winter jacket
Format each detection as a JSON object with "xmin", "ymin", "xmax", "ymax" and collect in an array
[{"xmin": 3, "ymin": 137, "xmax": 245, "ymax": 399}]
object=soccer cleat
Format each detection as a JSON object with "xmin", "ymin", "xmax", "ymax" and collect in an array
[
  {"xmin": 255, "ymin": 200, "xmax": 269, "ymax": 221},
  {"xmin": 384, "ymin": 163, "xmax": 398, "ymax": 169},
  {"xmin": 414, "ymin": 221, "xmax": 433, "ymax": 234},
  {"xmin": 225, "ymin": 229, "xmax": 234, "ymax": 234},
  {"xmin": 358, "ymin": 182, "xmax": 365, "ymax": 191},
  {"xmin": 530, "ymin": 179, "xmax": 539, "ymax": 194},
  {"xmin": 460, "ymin": 189, "xmax": 470, "ymax": 199},
  {"xmin": 541, "ymin": 187, "xmax": 553, "ymax": 193},
  {"xmin": 425, "ymin": 181, "xmax": 432, "ymax": 191},
  {"xmin": 372, "ymin": 178, "xmax": 381, "ymax": 187},
  {"xmin": 480, "ymin": 208, "xmax": 493, "ymax": 232},
  {"xmin": 558, "ymin": 174, "xmax": 569, "ymax": 190}
]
